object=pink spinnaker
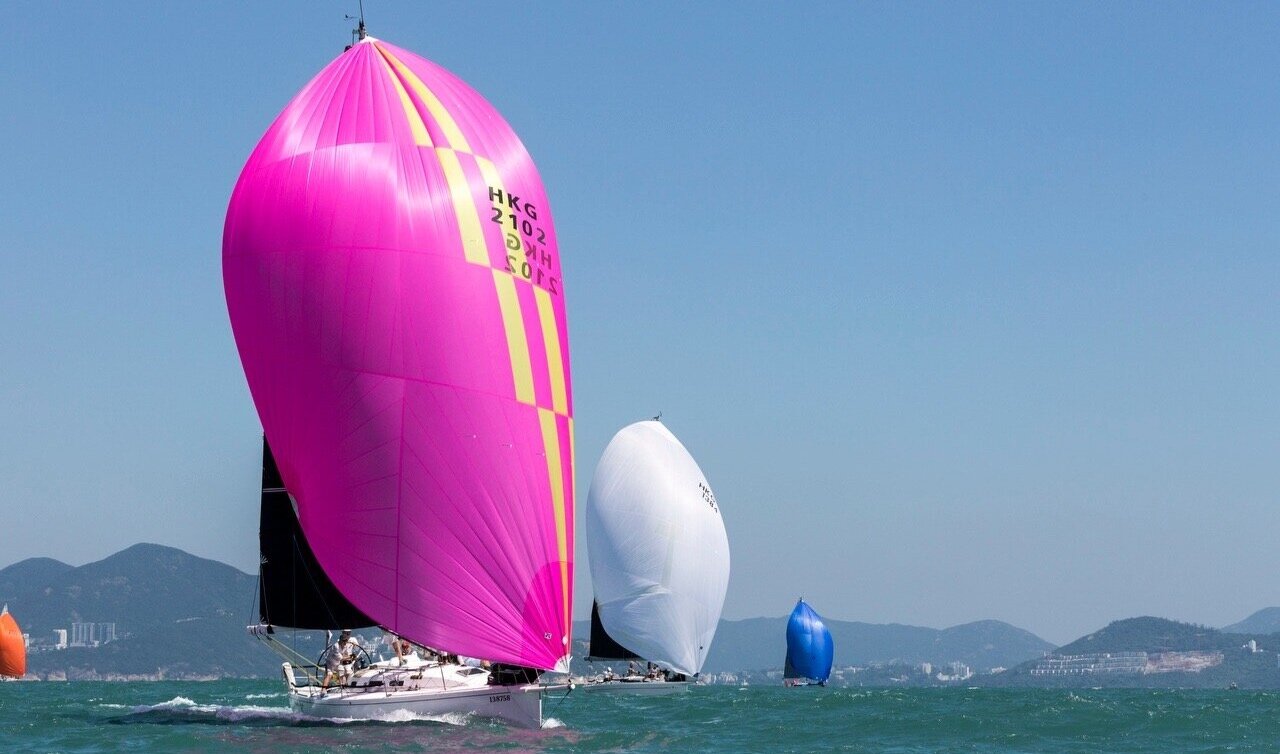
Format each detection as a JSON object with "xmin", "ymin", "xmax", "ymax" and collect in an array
[{"xmin": 223, "ymin": 39, "xmax": 574, "ymax": 671}]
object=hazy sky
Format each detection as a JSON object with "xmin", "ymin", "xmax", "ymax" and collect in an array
[{"xmin": 1, "ymin": 2, "xmax": 1277, "ymax": 645}]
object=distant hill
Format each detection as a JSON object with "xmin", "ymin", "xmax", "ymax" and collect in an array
[
  {"xmin": 1223, "ymin": 608, "xmax": 1280, "ymax": 635},
  {"xmin": 16, "ymin": 544, "xmax": 1278, "ymax": 686},
  {"xmin": 571, "ymin": 615, "xmax": 1054, "ymax": 673},
  {"xmin": 988, "ymin": 617, "xmax": 1280, "ymax": 689},
  {"xmin": 0, "ymin": 544, "xmax": 277, "ymax": 679},
  {"xmin": 0, "ymin": 557, "xmax": 73, "ymax": 600},
  {"xmin": 1056, "ymin": 616, "xmax": 1230, "ymax": 654}
]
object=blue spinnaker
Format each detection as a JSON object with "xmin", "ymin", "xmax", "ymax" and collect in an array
[{"xmin": 784, "ymin": 599, "xmax": 834, "ymax": 684}]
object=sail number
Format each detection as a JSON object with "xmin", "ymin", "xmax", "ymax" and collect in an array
[
  {"xmin": 489, "ymin": 694, "xmax": 511, "ymax": 703},
  {"xmin": 489, "ymin": 187, "xmax": 559, "ymax": 295},
  {"xmin": 699, "ymin": 482, "xmax": 719, "ymax": 513}
]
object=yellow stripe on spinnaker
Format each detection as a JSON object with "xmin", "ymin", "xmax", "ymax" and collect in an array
[
  {"xmin": 375, "ymin": 50, "xmax": 432, "ymax": 146},
  {"xmin": 492, "ymin": 269, "xmax": 536, "ymax": 405},
  {"xmin": 474, "ymin": 156, "xmax": 503, "ymax": 196},
  {"xmin": 534, "ymin": 287, "xmax": 567, "ymax": 416},
  {"xmin": 480, "ymin": 153, "xmax": 570, "ymax": 418},
  {"xmin": 377, "ymin": 45, "xmax": 473, "ymax": 153},
  {"xmin": 539, "ymin": 407, "xmax": 571, "ymax": 637},
  {"xmin": 436, "ymin": 148, "xmax": 490, "ymax": 266}
]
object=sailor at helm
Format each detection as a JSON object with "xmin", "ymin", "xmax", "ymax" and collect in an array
[{"xmin": 321, "ymin": 630, "xmax": 361, "ymax": 691}]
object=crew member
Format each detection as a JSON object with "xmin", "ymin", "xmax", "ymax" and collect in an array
[{"xmin": 321, "ymin": 629, "xmax": 360, "ymax": 692}]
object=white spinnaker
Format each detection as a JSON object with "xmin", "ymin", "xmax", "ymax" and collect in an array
[{"xmin": 585, "ymin": 421, "xmax": 731, "ymax": 676}]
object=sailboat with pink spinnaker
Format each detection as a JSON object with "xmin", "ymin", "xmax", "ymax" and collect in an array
[{"xmin": 224, "ymin": 19, "xmax": 575, "ymax": 728}]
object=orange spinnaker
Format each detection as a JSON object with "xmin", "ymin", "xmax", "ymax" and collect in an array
[{"xmin": 0, "ymin": 611, "xmax": 26, "ymax": 678}]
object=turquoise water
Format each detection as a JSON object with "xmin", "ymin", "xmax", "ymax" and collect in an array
[{"xmin": 2, "ymin": 680, "xmax": 1278, "ymax": 753}]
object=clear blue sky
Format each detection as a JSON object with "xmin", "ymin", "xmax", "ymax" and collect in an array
[{"xmin": 1, "ymin": 2, "xmax": 1276, "ymax": 645}]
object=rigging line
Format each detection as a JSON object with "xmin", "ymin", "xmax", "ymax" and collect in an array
[
  {"xmin": 542, "ymin": 684, "xmax": 575, "ymax": 727},
  {"xmin": 249, "ymin": 561, "xmax": 263, "ymax": 627}
]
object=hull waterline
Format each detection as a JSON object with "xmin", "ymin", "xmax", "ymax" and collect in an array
[
  {"xmin": 289, "ymin": 682, "xmax": 548, "ymax": 728},
  {"xmin": 281, "ymin": 659, "xmax": 561, "ymax": 728}
]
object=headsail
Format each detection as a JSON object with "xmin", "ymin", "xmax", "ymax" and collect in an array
[
  {"xmin": 224, "ymin": 38, "xmax": 574, "ymax": 671},
  {"xmin": 0, "ymin": 605, "xmax": 25, "ymax": 679},
  {"xmin": 585, "ymin": 421, "xmax": 730, "ymax": 676},
  {"xmin": 784, "ymin": 599, "xmax": 833, "ymax": 684}
]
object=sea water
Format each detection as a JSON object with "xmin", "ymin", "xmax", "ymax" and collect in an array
[{"xmin": 2, "ymin": 680, "xmax": 1278, "ymax": 753}]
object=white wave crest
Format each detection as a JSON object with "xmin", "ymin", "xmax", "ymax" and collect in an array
[
  {"xmin": 149, "ymin": 696, "xmax": 198, "ymax": 709},
  {"xmin": 122, "ymin": 698, "xmax": 303, "ymax": 724},
  {"xmin": 541, "ymin": 717, "xmax": 565, "ymax": 729},
  {"xmin": 365, "ymin": 708, "xmax": 472, "ymax": 726},
  {"xmin": 115, "ymin": 696, "xmax": 483, "ymax": 728},
  {"xmin": 244, "ymin": 692, "xmax": 284, "ymax": 700}
]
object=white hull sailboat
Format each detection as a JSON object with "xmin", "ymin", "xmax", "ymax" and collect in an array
[
  {"xmin": 225, "ymin": 14, "xmax": 578, "ymax": 731},
  {"xmin": 281, "ymin": 659, "xmax": 551, "ymax": 727},
  {"xmin": 783, "ymin": 599, "xmax": 834, "ymax": 687},
  {"xmin": 579, "ymin": 676, "xmax": 689, "ymax": 695},
  {"xmin": 584, "ymin": 421, "xmax": 731, "ymax": 692},
  {"xmin": 250, "ymin": 627, "xmax": 567, "ymax": 728}
]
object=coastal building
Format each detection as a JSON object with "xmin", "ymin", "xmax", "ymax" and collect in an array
[
  {"xmin": 1032, "ymin": 651, "xmax": 1222, "ymax": 676},
  {"xmin": 53, "ymin": 629, "xmax": 67, "ymax": 650},
  {"xmin": 69, "ymin": 621, "xmax": 118, "ymax": 647},
  {"xmin": 70, "ymin": 622, "xmax": 93, "ymax": 647}
]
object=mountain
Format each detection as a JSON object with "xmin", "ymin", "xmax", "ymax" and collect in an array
[
  {"xmin": 0, "ymin": 557, "xmax": 73, "ymax": 601},
  {"xmin": 987, "ymin": 617, "xmax": 1280, "ymax": 689},
  {"xmin": 1223, "ymin": 608, "xmax": 1280, "ymax": 635},
  {"xmin": 1055, "ymin": 616, "xmax": 1229, "ymax": 654},
  {"xmin": 571, "ymin": 615, "xmax": 1054, "ymax": 673},
  {"xmin": 26, "ymin": 544, "xmax": 1275, "ymax": 686},
  {"xmin": 0, "ymin": 543, "xmax": 277, "ymax": 679}
]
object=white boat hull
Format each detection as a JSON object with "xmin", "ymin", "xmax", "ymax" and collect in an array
[
  {"xmin": 581, "ymin": 679, "xmax": 690, "ymax": 695},
  {"xmin": 289, "ymin": 682, "xmax": 546, "ymax": 727},
  {"xmin": 281, "ymin": 659, "xmax": 554, "ymax": 728}
]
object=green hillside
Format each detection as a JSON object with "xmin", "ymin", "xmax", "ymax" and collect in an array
[
  {"xmin": 987, "ymin": 617, "xmax": 1280, "ymax": 689},
  {"xmin": 1056, "ymin": 617, "xmax": 1232, "ymax": 654},
  {"xmin": 1223, "ymin": 608, "xmax": 1280, "ymax": 635},
  {"xmin": 0, "ymin": 544, "xmax": 282, "ymax": 679}
]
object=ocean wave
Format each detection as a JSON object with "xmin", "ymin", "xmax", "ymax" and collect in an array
[
  {"xmin": 541, "ymin": 717, "xmax": 564, "ymax": 729},
  {"xmin": 362, "ymin": 708, "xmax": 472, "ymax": 726},
  {"xmin": 107, "ymin": 697, "xmax": 478, "ymax": 728},
  {"xmin": 155, "ymin": 696, "xmax": 199, "ymax": 708},
  {"xmin": 243, "ymin": 692, "xmax": 284, "ymax": 700}
]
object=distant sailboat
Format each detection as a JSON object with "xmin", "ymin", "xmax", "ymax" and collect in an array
[
  {"xmin": 783, "ymin": 599, "xmax": 833, "ymax": 687},
  {"xmin": 225, "ymin": 19, "xmax": 574, "ymax": 728},
  {"xmin": 0, "ymin": 605, "xmax": 26, "ymax": 679},
  {"xmin": 584, "ymin": 420, "xmax": 730, "ymax": 693}
]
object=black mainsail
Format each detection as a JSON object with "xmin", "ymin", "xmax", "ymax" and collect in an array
[
  {"xmin": 585, "ymin": 600, "xmax": 641, "ymax": 661},
  {"xmin": 258, "ymin": 439, "xmax": 372, "ymax": 629}
]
